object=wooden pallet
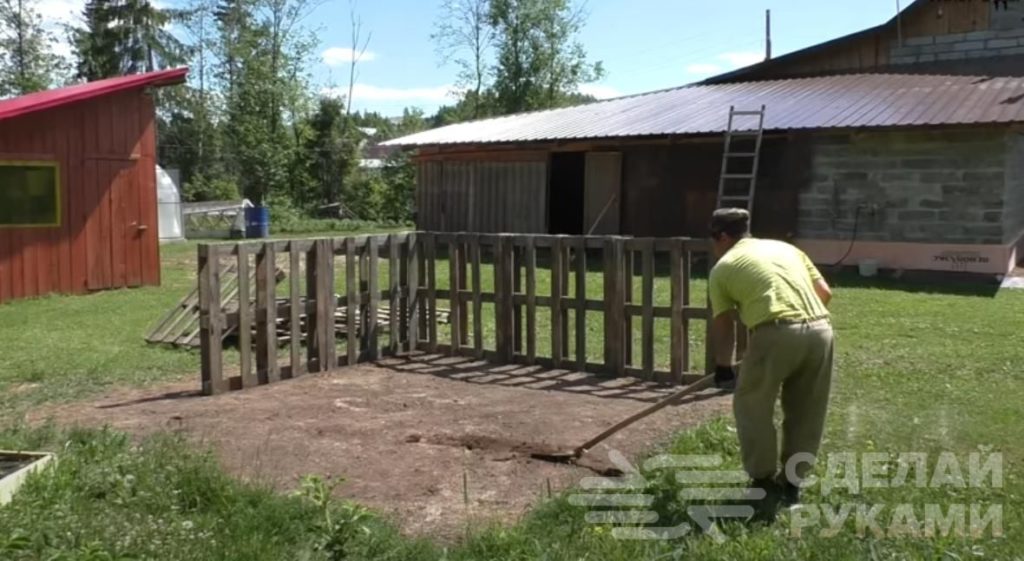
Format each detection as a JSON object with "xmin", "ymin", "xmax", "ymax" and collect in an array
[
  {"xmin": 237, "ymin": 300, "xmax": 452, "ymax": 345},
  {"xmin": 145, "ymin": 263, "xmax": 285, "ymax": 348}
]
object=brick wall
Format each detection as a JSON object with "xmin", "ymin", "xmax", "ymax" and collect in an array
[
  {"xmin": 799, "ymin": 130, "xmax": 1010, "ymax": 245},
  {"xmin": 890, "ymin": 29, "xmax": 1024, "ymax": 64}
]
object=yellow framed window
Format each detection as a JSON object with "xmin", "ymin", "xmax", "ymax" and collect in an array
[{"xmin": 0, "ymin": 161, "xmax": 61, "ymax": 227}]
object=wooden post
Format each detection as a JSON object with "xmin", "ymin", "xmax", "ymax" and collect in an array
[
  {"xmin": 525, "ymin": 237, "xmax": 537, "ymax": 365},
  {"xmin": 425, "ymin": 233, "xmax": 438, "ymax": 353},
  {"xmin": 407, "ymin": 233, "xmax": 420, "ymax": 353},
  {"xmin": 305, "ymin": 241, "xmax": 320, "ymax": 372},
  {"xmin": 551, "ymin": 236, "xmax": 565, "ymax": 368},
  {"xmin": 389, "ymin": 234, "xmax": 401, "ymax": 355},
  {"xmin": 199, "ymin": 244, "xmax": 226, "ymax": 395},
  {"xmin": 367, "ymin": 236, "xmax": 380, "ymax": 361},
  {"xmin": 471, "ymin": 236, "xmax": 484, "ymax": 359},
  {"xmin": 256, "ymin": 243, "xmax": 279, "ymax": 384},
  {"xmin": 236, "ymin": 244, "xmax": 255, "ymax": 388},
  {"xmin": 448, "ymin": 238, "xmax": 462, "ymax": 356},
  {"xmin": 513, "ymin": 244, "xmax": 523, "ymax": 354},
  {"xmin": 705, "ymin": 248, "xmax": 716, "ymax": 375},
  {"xmin": 319, "ymin": 239, "xmax": 336, "ymax": 370},
  {"xmin": 288, "ymin": 242, "xmax": 302, "ymax": 378},
  {"xmin": 603, "ymin": 238, "xmax": 626, "ymax": 378},
  {"xmin": 458, "ymin": 238, "xmax": 470, "ymax": 347},
  {"xmin": 670, "ymin": 241, "xmax": 685, "ymax": 384},
  {"xmin": 346, "ymin": 238, "xmax": 359, "ymax": 365},
  {"xmin": 560, "ymin": 242, "xmax": 570, "ymax": 361},
  {"xmin": 575, "ymin": 241, "xmax": 586, "ymax": 373},
  {"xmin": 624, "ymin": 247, "xmax": 634, "ymax": 367},
  {"xmin": 495, "ymin": 235, "xmax": 515, "ymax": 363},
  {"xmin": 641, "ymin": 241, "xmax": 655, "ymax": 380}
]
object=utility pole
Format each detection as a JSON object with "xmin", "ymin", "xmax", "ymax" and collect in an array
[{"xmin": 765, "ymin": 9, "xmax": 772, "ymax": 60}]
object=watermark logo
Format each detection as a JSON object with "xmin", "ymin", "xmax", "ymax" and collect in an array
[{"xmin": 569, "ymin": 450, "xmax": 1004, "ymax": 542}]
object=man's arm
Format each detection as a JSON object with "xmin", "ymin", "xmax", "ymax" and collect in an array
[
  {"xmin": 712, "ymin": 311, "xmax": 737, "ymax": 367},
  {"xmin": 800, "ymin": 250, "xmax": 833, "ymax": 307},
  {"xmin": 813, "ymin": 278, "xmax": 833, "ymax": 307}
]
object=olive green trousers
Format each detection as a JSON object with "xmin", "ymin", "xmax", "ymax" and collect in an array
[{"xmin": 734, "ymin": 319, "xmax": 834, "ymax": 482}]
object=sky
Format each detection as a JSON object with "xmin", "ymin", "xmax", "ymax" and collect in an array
[{"xmin": 37, "ymin": 0, "xmax": 909, "ymax": 116}]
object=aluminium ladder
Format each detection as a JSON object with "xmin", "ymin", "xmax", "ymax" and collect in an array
[{"xmin": 715, "ymin": 105, "xmax": 766, "ymax": 216}]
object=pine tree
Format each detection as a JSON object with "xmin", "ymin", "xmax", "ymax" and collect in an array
[{"xmin": 72, "ymin": 0, "xmax": 185, "ymax": 80}]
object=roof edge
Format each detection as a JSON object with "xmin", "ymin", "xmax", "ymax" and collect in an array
[{"xmin": 0, "ymin": 67, "xmax": 188, "ymax": 123}]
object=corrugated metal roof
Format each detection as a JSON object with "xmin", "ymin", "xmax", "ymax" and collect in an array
[
  {"xmin": 0, "ymin": 68, "xmax": 188, "ymax": 122},
  {"xmin": 384, "ymin": 74, "xmax": 1024, "ymax": 147}
]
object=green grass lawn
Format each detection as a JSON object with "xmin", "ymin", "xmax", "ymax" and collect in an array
[{"xmin": 1, "ymin": 234, "xmax": 1022, "ymax": 560}]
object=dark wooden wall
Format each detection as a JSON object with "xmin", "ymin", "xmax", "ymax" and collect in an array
[
  {"xmin": 619, "ymin": 138, "xmax": 804, "ymax": 240},
  {"xmin": 416, "ymin": 157, "xmax": 548, "ymax": 233},
  {"xmin": 0, "ymin": 90, "xmax": 161, "ymax": 303}
]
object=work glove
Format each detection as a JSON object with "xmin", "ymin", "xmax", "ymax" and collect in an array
[{"xmin": 715, "ymin": 365, "xmax": 738, "ymax": 392}]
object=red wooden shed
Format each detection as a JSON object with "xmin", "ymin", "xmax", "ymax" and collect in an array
[{"xmin": 0, "ymin": 68, "xmax": 187, "ymax": 303}]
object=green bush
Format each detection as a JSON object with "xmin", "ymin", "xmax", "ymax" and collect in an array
[{"xmin": 182, "ymin": 173, "xmax": 241, "ymax": 203}]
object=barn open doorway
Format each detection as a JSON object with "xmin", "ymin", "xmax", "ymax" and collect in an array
[{"xmin": 548, "ymin": 152, "xmax": 585, "ymax": 234}]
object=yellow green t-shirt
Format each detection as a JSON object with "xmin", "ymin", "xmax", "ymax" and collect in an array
[{"xmin": 708, "ymin": 238, "xmax": 829, "ymax": 328}]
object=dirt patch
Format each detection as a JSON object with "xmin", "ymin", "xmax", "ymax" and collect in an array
[{"xmin": 33, "ymin": 355, "xmax": 730, "ymax": 540}]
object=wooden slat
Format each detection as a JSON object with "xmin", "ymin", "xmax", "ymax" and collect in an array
[
  {"xmin": 407, "ymin": 233, "xmax": 420, "ymax": 352},
  {"xmin": 670, "ymin": 244, "xmax": 684, "ymax": 384},
  {"xmin": 198, "ymin": 245, "xmax": 226, "ymax": 395},
  {"xmin": 448, "ymin": 240, "xmax": 461, "ymax": 355},
  {"xmin": 512, "ymin": 245, "xmax": 522, "ymax": 354},
  {"xmin": 256, "ymin": 243, "xmax": 279, "ymax": 384},
  {"xmin": 641, "ymin": 241, "xmax": 655, "ymax": 379},
  {"xmin": 575, "ymin": 242, "xmax": 586, "ymax": 373},
  {"xmin": 425, "ymin": 233, "xmax": 438, "ymax": 352},
  {"xmin": 525, "ymin": 237, "xmax": 537, "ymax": 365},
  {"xmin": 603, "ymin": 238, "xmax": 626, "ymax": 378},
  {"xmin": 367, "ymin": 237, "xmax": 380, "ymax": 360},
  {"xmin": 560, "ymin": 241, "xmax": 570, "ymax": 363},
  {"xmin": 495, "ymin": 235, "xmax": 515, "ymax": 362},
  {"xmin": 289, "ymin": 242, "xmax": 302, "ymax": 378},
  {"xmin": 683, "ymin": 248, "xmax": 692, "ymax": 375},
  {"xmin": 389, "ymin": 235, "xmax": 401, "ymax": 354},
  {"xmin": 471, "ymin": 236, "xmax": 484, "ymax": 359},
  {"xmin": 236, "ymin": 244, "xmax": 255, "ymax": 388},
  {"xmin": 346, "ymin": 238, "xmax": 358, "ymax": 365},
  {"xmin": 322, "ymin": 239, "xmax": 336, "ymax": 370},
  {"xmin": 624, "ymin": 247, "xmax": 634, "ymax": 367},
  {"xmin": 551, "ymin": 237, "xmax": 564, "ymax": 368},
  {"xmin": 457, "ymin": 240, "xmax": 469, "ymax": 346},
  {"xmin": 305, "ymin": 242, "xmax": 320, "ymax": 372}
]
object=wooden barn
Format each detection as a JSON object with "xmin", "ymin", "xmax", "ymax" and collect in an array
[
  {"xmin": 386, "ymin": 0, "xmax": 1024, "ymax": 277},
  {"xmin": 0, "ymin": 68, "xmax": 187, "ymax": 303}
]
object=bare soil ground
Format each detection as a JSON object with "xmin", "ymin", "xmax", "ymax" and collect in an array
[{"xmin": 33, "ymin": 355, "xmax": 729, "ymax": 539}]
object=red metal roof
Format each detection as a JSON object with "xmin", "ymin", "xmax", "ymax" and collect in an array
[
  {"xmin": 0, "ymin": 68, "xmax": 188, "ymax": 122},
  {"xmin": 385, "ymin": 73, "xmax": 1024, "ymax": 147}
]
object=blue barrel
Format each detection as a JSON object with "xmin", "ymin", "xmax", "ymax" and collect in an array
[{"xmin": 244, "ymin": 206, "xmax": 270, "ymax": 238}]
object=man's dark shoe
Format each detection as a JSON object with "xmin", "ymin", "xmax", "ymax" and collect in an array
[
  {"xmin": 779, "ymin": 481, "xmax": 800, "ymax": 508},
  {"xmin": 745, "ymin": 478, "xmax": 780, "ymax": 524}
]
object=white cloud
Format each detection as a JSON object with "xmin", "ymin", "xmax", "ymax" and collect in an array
[
  {"xmin": 578, "ymin": 83, "xmax": 622, "ymax": 100},
  {"xmin": 323, "ymin": 84, "xmax": 459, "ymax": 103},
  {"xmin": 322, "ymin": 47, "xmax": 378, "ymax": 66},
  {"xmin": 718, "ymin": 51, "xmax": 765, "ymax": 68},
  {"xmin": 685, "ymin": 63, "xmax": 722, "ymax": 75},
  {"xmin": 684, "ymin": 51, "xmax": 765, "ymax": 77}
]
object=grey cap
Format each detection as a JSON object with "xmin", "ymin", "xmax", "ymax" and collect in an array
[{"xmin": 709, "ymin": 208, "xmax": 751, "ymax": 236}]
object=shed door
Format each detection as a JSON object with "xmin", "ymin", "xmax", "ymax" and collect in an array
[
  {"xmin": 584, "ymin": 152, "xmax": 622, "ymax": 235},
  {"xmin": 84, "ymin": 158, "xmax": 145, "ymax": 290}
]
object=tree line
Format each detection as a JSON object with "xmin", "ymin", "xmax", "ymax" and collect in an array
[{"xmin": 0, "ymin": 0, "xmax": 603, "ymax": 224}]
